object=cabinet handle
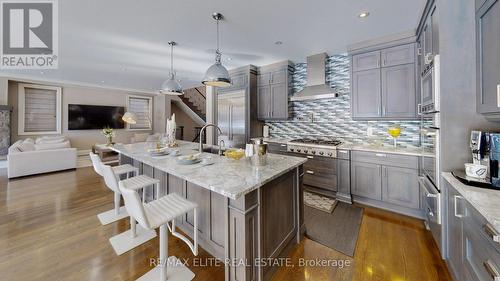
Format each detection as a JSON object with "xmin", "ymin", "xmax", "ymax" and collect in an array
[
  {"xmin": 280, "ymin": 144, "xmax": 287, "ymax": 147},
  {"xmin": 427, "ymin": 207, "xmax": 434, "ymax": 217},
  {"xmin": 306, "ymin": 170, "xmax": 315, "ymax": 175},
  {"xmin": 338, "ymin": 150, "xmax": 348, "ymax": 154},
  {"xmin": 306, "ymin": 156, "xmax": 314, "ymax": 159},
  {"xmin": 377, "ymin": 60, "xmax": 380, "ymax": 67},
  {"xmin": 417, "ymin": 104, "xmax": 422, "ymax": 115},
  {"xmin": 497, "ymin": 85, "xmax": 500, "ymax": 108},
  {"xmin": 483, "ymin": 260, "xmax": 500, "ymax": 281},
  {"xmin": 382, "ymin": 106, "xmax": 386, "ymax": 116},
  {"xmin": 377, "ymin": 107, "xmax": 381, "ymax": 116},
  {"xmin": 375, "ymin": 153, "xmax": 386, "ymax": 157},
  {"xmin": 484, "ymin": 223, "xmax": 500, "ymax": 244},
  {"xmin": 383, "ymin": 59, "xmax": 386, "ymax": 66},
  {"xmin": 417, "ymin": 47, "xmax": 422, "ymax": 56},
  {"xmin": 454, "ymin": 195, "xmax": 464, "ymax": 218}
]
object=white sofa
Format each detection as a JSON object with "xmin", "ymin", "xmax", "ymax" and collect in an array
[{"xmin": 7, "ymin": 136, "xmax": 77, "ymax": 178}]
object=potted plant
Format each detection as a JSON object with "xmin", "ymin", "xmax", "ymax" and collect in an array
[{"xmin": 102, "ymin": 127, "xmax": 115, "ymax": 146}]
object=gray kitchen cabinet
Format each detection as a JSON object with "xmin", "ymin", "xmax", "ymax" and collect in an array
[
  {"xmin": 381, "ymin": 64, "xmax": 416, "ymax": 118},
  {"xmin": 351, "ymin": 161, "xmax": 382, "ymax": 200},
  {"xmin": 381, "ymin": 44, "xmax": 415, "ymax": 67},
  {"xmin": 351, "ymin": 69, "xmax": 382, "ymax": 118},
  {"xmin": 476, "ymin": 0, "xmax": 500, "ymax": 117},
  {"xmin": 351, "ymin": 42, "xmax": 418, "ymax": 120},
  {"xmin": 257, "ymin": 85, "xmax": 271, "ymax": 119},
  {"xmin": 336, "ymin": 157, "xmax": 352, "ymax": 203},
  {"xmin": 352, "ymin": 50, "xmax": 380, "ymax": 72},
  {"xmin": 257, "ymin": 61, "xmax": 293, "ymax": 120},
  {"xmin": 270, "ymin": 83, "xmax": 288, "ymax": 119},
  {"xmin": 446, "ymin": 182, "xmax": 464, "ymax": 281},
  {"xmin": 382, "ymin": 166, "xmax": 419, "ymax": 209}
]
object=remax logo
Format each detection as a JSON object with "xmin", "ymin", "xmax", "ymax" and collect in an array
[{"xmin": 0, "ymin": 0, "xmax": 58, "ymax": 69}]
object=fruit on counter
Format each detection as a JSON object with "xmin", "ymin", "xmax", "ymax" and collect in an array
[{"xmin": 225, "ymin": 149, "xmax": 245, "ymax": 160}]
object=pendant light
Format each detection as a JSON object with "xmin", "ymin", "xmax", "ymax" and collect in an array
[
  {"xmin": 202, "ymin": 13, "xmax": 231, "ymax": 87},
  {"xmin": 160, "ymin": 41, "xmax": 183, "ymax": 95}
]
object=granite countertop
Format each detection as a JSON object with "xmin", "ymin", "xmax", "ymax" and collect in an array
[
  {"xmin": 442, "ymin": 172, "xmax": 500, "ymax": 233},
  {"xmin": 110, "ymin": 141, "xmax": 307, "ymax": 200},
  {"xmin": 338, "ymin": 143, "xmax": 431, "ymax": 157}
]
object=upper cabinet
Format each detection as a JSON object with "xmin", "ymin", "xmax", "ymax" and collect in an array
[
  {"xmin": 350, "ymin": 42, "xmax": 418, "ymax": 120},
  {"xmin": 257, "ymin": 61, "xmax": 293, "ymax": 120},
  {"xmin": 476, "ymin": 0, "xmax": 500, "ymax": 118}
]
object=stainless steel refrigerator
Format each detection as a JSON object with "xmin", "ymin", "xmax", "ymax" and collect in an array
[{"xmin": 217, "ymin": 90, "xmax": 246, "ymax": 148}]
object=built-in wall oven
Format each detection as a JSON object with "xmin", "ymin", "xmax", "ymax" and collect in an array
[
  {"xmin": 421, "ymin": 55, "xmax": 440, "ymax": 114},
  {"xmin": 419, "ymin": 54, "xmax": 443, "ymax": 254}
]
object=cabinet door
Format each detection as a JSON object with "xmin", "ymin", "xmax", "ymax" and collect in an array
[
  {"xmin": 382, "ymin": 166, "xmax": 419, "ymax": 209},
  {"xmin": 381, "ymin": 64, "xmax": 416, "ymax": 118},
  {"xmin": 337, "ymin": 158, "xmax": 351, "ymax": 202},
  {"xmin": 270, "ymin": 69, "xmax": 287, "ymax": 84},
  {"xmin": 446, "ymin": 183, "xmax": 464, "ymax": 281},
  {"xmin": 476, "ymin": 0, "xmax": 500, "ymax": 114},
  {"xmin": 381, "ymin": 44, "xmax": 415, "ymax": 67},
  {"xmin": 257, "ymin": 73, "xmax": 271, "ymax": 86},
  {"xmin": 351, "ymin": 161, "xmax": 382, "ymax": 200},
  {"xmin": 257, "ymin": 85, "xmax": 271, "ymax": 120},
  {"xmin": 352, "ymin": 69, "xmax": 382, "ymax": 118},
  {"xmin": 422, "ymin": 16, "xmax": 433, "ymax": 66},
  {"xmin": 352, "ymin": 51, "xmax": 381, "ymax": 72},
  {"xmin": 270, "ymin": 83, "xmax": 288, "ymax": 119}
]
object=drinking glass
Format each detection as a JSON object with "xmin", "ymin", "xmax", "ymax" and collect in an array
[{"xmin": 387, "ymin": 125, "xmax": 401, "ymax": 148}]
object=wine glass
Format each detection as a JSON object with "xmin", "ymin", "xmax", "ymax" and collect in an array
[{"xmin": 387, "ymin": 125, "xmax": 401, "ymax": 148}]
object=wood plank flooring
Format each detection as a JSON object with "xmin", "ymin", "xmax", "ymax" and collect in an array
[{"xmin": 0, "ymin": 167, "xmax": 452, "ymax": 281}]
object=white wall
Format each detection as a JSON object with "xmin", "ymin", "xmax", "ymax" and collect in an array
[{"xmin": 8, "ymin": 80, "xmax": 165, "ymax": 150}]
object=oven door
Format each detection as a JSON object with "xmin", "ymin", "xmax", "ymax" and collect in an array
[{"xmin": 421, "ymin": 124, "xmax": 439, "ymax": 188}]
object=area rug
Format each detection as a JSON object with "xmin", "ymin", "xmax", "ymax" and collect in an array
[
  {"xmin": 305, "ymin": 201, "xmax": 364, "ymax": 257},
  {"xmin": 304, "ymin": 191, "xmax": 337, "ymax": 213}
]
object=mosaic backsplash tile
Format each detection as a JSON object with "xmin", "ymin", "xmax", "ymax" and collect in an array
[{"xmin": 265, "ymin": 54, "xmax": 423, "ymax": 147}]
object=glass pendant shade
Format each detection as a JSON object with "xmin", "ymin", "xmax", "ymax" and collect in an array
[
  {"xmin": 202, "ymin": 13, "xmax": 231, "ymax": 88},
  {"xmin": 160, "ymin": 41, "xmax": 183, "ymax": 95},
  {"xmin": 122, "ymin": 112, "xmax": 137, "ymax": 124}
]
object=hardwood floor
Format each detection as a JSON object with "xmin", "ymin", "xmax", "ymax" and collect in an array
[{"xmin": 0, "ymin": 167, "xmax": 452, "ymax": 281}]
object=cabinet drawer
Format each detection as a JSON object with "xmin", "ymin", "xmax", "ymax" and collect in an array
[
  {"xmin": 465, "ymin": 202, "xmax": 500, "ymax": 254},
  {"xmin": 351, "ymin": 150, "xmax": 418, "ymax": 169},
  {"xmin": 464, "ymin": 220, "xmax": 500, "ymax": 281},
  {"xmin": 337, "ymin": 149, "xmax": 350, "ymax": 160},
  {"xmin": 381, "ymin": 44, "xmax": 415, "ymax": 67},
  {"xmin": 257, "ymin": 73, "xmax": 271, "ymax": 86},
  {"xmin": 303, "ymin": 156, "xmax": 337, "ymax": 191},
  {"xmin": 271, "ymin": 69, "xmax": 287, "ymax": 84},
  {"xmin": 352, "ymin": 50, "xmax": 381, "ymax": 72},
  {"xmin": 266, "ymin": 142, "xmax": 288, "ymax": 153}
]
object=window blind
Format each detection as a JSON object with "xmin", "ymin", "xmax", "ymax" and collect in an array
[
  {"xmin": 23, "ymin": 87, "xmax": 58, "ymax": 133},
  {"xmin": 128, "ymin": 96, "xmax": 151, "ymax": 129}
]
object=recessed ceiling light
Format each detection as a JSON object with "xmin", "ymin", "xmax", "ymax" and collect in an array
[
  {"xmin": 227, "ymin": 57, "xmax": 232, "ymax": 61},
  {"xmin": 358, "ymin": 12, "xmax": 370, "ymax": 18},
  {"xmin": 275, "ymin": 41, "xmax": 283, "ymax": 45}
]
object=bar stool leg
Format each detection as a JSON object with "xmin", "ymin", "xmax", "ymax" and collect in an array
[
  {"xmin": 130, "ymin": 217, "xmax": 137, "ymax": 239},
  {"xmin": 159, "ymin": 224, "xmax": 168, "ymax": 281},
  {"xmin": 114, "ymin": 192, "xmax": 121, "ymax": 215}
]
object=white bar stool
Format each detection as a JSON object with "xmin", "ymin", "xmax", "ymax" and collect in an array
[
  {"xmin": 119, "ymin": 181, "xmax": 198, "ymax": 281},
  {"xmin": 90, "ymin": 152, "xmax": 139, "ymax": 225},
  {"xmin": 101, "ymin": 164, "xmax": 158, "ymax": 255}
]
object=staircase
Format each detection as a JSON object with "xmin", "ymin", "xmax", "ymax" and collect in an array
[{"xmin": 180, "ymin": 86, "xmax": 206, "ymax": 121}]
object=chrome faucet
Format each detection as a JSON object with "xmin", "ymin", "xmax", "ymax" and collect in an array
[
  {"xmin": 199, "ymin": 124, "xmax": 223, "ymax": 153},
  {"xmin": 218, "ymin": 139, "xmax": 225, "ymax": 156}
]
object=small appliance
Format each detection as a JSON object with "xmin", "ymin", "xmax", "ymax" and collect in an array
[{"xmin": 452, "ymin": 131, "xmax": 500, "ymax": 190}]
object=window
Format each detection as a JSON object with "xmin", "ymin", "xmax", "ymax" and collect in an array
[
  {"xmin": 127, "ymin": 95, "xmax": 152, "ymax": 130},
  {"xmin": 18, "ymin": 83, "xmax": 62, "ymax": 135}
]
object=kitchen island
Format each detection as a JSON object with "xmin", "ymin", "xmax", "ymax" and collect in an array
[{"xmin": 111, "ymin": 141, "xmax": 306, "ymax": 281}]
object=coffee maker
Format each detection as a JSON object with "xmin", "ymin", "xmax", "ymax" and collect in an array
[{"xmin": 453, "ymin": 131, "xmax": 500, "ymax": 190}]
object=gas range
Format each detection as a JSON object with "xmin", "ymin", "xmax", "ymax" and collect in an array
[{"xmin": 287, "ymin": 138, "xmax": 342, "ymax": 158}]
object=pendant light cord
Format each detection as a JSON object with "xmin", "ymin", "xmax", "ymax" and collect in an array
[
  {"xmin": 170, "ymin": 43, "xmax": 174, "ymax": 76},
  {"xmin": 215, "ymin": 18, "xmax": 221, "ymax": 63}
]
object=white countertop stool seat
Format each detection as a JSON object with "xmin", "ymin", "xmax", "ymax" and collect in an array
[
  {"xmin": 101, "ymin": 166, "xmax": 159, "ymax": 255},
  {"xmin": 90, "ymin": 152, "xmax": 139, "ymax": 225},
  {"xmin": 120, "ymin": 183, "xmax": 198, "ymax": 281}
]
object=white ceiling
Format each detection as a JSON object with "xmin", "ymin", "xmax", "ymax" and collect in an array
[{"xmin": 0, "ymin": 0, "xmax": 426, "ymax": 92}]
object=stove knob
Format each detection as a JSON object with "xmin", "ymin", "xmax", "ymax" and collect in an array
[
  {"xmin": 319, "ymin": 151, "xmax": 324, "ymax": 155},
  {"xmin": 311, "ymin": 151, "xmax": 316, "ymax": 154},
  {"xmin": 290, "ymin": 148, "xmax": 294, "ymax": 152},
  {"xmin": 297, "ymin": 149, "xmax": 301, "ymax": 153},
  {"xmin": 304, "ymin": 150, "xmax": 308, "ymax": 153},
  {"xmin": 328, "ymin": 152, "xmax": 333, "ymax": 157}
]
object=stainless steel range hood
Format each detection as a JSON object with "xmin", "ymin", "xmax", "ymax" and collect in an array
[{"xmin": 290, "ymin": 53, "xmax": 338, "ymax": 101}]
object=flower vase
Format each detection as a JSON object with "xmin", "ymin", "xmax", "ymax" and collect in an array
[{"xmin": 106, "ymin": 136, "xmax": 113, "ymax": 146}]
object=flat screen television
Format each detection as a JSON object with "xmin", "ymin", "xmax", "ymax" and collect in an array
[{"xmin": 68, "ymin": 104, "xmax": 125, "ymax": 130}]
